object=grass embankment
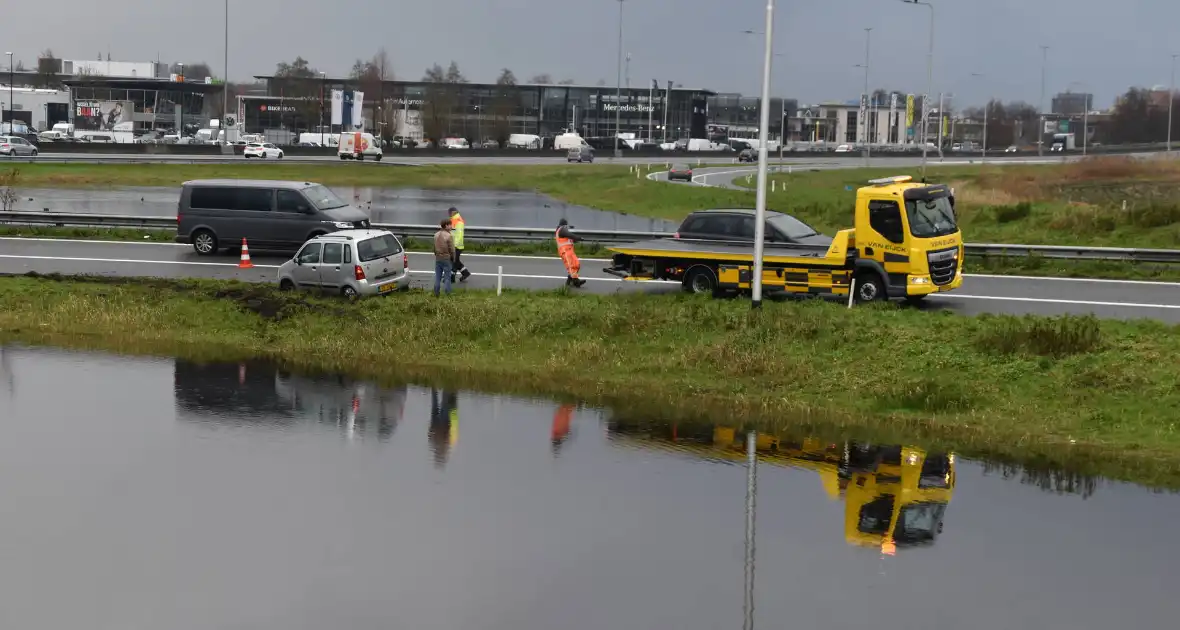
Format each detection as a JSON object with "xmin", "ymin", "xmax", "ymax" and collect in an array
[
  {"xmin": 741, "ymin": 157, "xmax": 1180, "ymax": 249},
  {"xmin": 3, "ymin": 275, "xmax": 1180, "ymax": 489}
]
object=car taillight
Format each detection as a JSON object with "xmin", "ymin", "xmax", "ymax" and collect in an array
[
  {"xmin": 402, "ymin": 253, "xmax": 408, "ymax": 268},
  {"xmin": 354, "ymin": 265, "xmax": 366, "ymax": 280},
  {"xmin": 673, "ymin": 232, "xmax": 680, "ymax": 238}
]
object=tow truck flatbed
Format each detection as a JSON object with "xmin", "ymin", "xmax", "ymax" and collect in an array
[{"xmin": 606, "ymin": 237, "xmax": 837, "ymax": 263}]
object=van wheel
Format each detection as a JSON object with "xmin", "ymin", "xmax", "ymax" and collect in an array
[
  {"xmin": 192, "ymin": 229, "xmax": 218, "ymax": 256},
  {"xmin": 357, "ymin": 154, "xmax": 364, "ymax": 161},
  {"xmin": 853, "ymin": 272, "xmax": 885, "ymax": 303},
  {"xmin": 341, "ymin": 285, "xmax": 359, "ymax": 300},
  {"xmin": 683, "ymin": 266, "xmax": 719, "ymax": 296},
  {"xmin": 279, "ymin": 279, "xmax": 296, "ymax": 291},
  {"xmin": 374, "ymin": 154, "xmax": 382, "ymax": 162},
  {"xmin": 339, "ymin": 155, "xmax": 347, "ymax": 160},
  {"xmin": 277, "ymin": 152, "xmax": 283, "ymax": 159},
  {"xmin": 31, "ymin": 149, "xmax": 37, "ymax": 157}
]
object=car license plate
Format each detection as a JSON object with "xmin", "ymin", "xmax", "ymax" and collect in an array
[{"xmin": 378, "ymin": 283, "xmax": 395, "ymax": 293}]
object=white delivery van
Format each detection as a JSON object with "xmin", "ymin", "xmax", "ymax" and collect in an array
[
  {"xmin": 554, "ymin": 133, "xmax": 589, "ymax": 150},
  {"xmin": 507, "ymin": 133, "xmax": 541, "ymax": 149},
  {"xmin": 338, "ymin": 132, "xmax": 383, "ymax": 161}
]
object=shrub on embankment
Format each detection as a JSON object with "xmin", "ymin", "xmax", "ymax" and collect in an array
[{"xmin": 2, "ymin": 274, "xmax": 1180, "ymax": 480}]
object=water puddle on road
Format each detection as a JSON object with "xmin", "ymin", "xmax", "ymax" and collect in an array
[
  {"xmin": 14, "ymin": 186, "xmax": 677, "ymax": 232},
  {"xmin": 0, "ymin": 346, "xmax": 1176, "ymax": 629}
]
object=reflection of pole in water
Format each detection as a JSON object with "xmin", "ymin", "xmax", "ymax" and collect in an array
[
  {"xmin": 428, "ymin": 389, "xmax": 457, "ymax": 468},
  {"xmin": 0, "ymin": 346, "xmax": 13, "ymax": 397},
  {"xmin": 743, "ymin": 431, "xmax": 757, "ymax": 630},
  {"xmin": 551, "ymin": 404, "xmax": 574, "ymax": 455}
]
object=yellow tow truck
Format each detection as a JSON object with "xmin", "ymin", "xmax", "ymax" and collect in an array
[
  {"xmin": 605, "ymin": 419, "xmax": 955, "ymax": 551},
  {"xmin": 604, "ymin": 175, "xmax": 964, "ymax": 303}
]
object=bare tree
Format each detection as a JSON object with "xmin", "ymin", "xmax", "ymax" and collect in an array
[
  {"xmin": 558, "ymin": 78, "xmax": 575, "ymax": 85},
  {"xmin": 496, "ymin": 68, "xmax": 517, "ymax": 86},
  {"xmin": 529, "ymin": 73, "xmax": 553, "ymax": 84},
  {"xmin": 490, "ymin": 69, "xmax": 518, "ymax": 146},
  {"xmin": 0, "ymin": 168, "xmax": 19, "ymax": 212},
  {"xmin": 444, "ymin": 61, "xmax": 466, "ymax": 83},
  {"xmin": 273, "ymin": 57, "xmax": 322, "ymax": 135},
  {"xmin": 421, "ymin": 62, "xmax": 465, "ymax": 145}
]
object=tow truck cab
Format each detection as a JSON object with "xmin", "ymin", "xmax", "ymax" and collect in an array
[{"xmin": 604, "ymin": 174, "xmax": 964, "ymax": 302}]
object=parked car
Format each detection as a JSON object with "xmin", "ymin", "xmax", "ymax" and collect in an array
[
  {"xmin": 738, "ymin": 148, "xmax": 756, "ymax": 162},
  {"xmin": 673, "ymin": 208, "xmax": 833, "ymax": 247},
  {"xmin": 668, "ymin": 164, "xmax": 694, "ymax": 181},
  {"xmin": 243, "ymin": 142, "xmax": 284, "ymax": 159},
  {"xmin": 176, "ymin": 179, "xmax": 371, "ymax": 256},
  {"xmin": 1004, "ymin": 145, "xmax": 1019, "ymax": 153},
  {"xmin": 0, "ymin": 135, "xmax": 38, "ymax": 156},
  {"xmin": 566, "ymin": 145, "xmax": 595, "ymax": 163},
  {"xmin": 278, "ymin": 230, "xmax": 410, "ymax": 299}
]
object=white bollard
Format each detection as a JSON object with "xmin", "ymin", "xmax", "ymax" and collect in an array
[
  {"xmin": 847, "ymin": 279, "xmax": 857, "ymax": 309},
  {"xmin": 772, "ymin": 180, "xmax": 776, "ymax": 193},
  {"xmin": 636, "ymin": 168, "xmax": 640, "ymax": 179},
  {"xmin": 788, "ymin": 165, "xmax": 792, "ymax": 175},
  {"xmin": 497, "ymin": 266, "xmax": 503, "ymax": 295}
]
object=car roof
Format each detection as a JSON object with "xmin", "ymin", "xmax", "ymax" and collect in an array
[
  {"xmin": 686, "ymin": 208, "xmax": 787, "ymax": 218},
  {"xmin": 311, "ymin": 229, "xmax": 395, "ymax": 241},
  {"xmin": 182, "ymin": 179, "xmax": 316, "ymax": 189}
]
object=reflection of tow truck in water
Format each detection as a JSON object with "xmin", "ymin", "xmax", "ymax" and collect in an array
[
  {"xmin": 605, "ymin": 419, "xmax": 955, "ymax": 552},
  {"xmin": 604, "ymin": 175, "xmax": 964, "ymax": 303}
]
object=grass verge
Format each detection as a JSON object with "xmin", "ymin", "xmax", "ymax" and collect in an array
[{"xmin": 2, "ymin": 274, "xmax": 1180, "ymax": 489}]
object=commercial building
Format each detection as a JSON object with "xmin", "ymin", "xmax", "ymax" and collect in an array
[
  {"xmin": 1051, "ymin": 91, "xmax": 1093, "ymax": 116},
  {"xmin": 248, "ymin": 75, "xmax": 713, "ymax": 143},
  {"xmin": 706, "ymin": 93, "xmax": 798, "ymax": 141}
]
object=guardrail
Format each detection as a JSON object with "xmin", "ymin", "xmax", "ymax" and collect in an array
[{"xmin": 2, "ymin": 211, "xmax": 1178, "ymax": 263}]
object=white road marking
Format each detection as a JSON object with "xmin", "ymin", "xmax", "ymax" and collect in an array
[
  {"xmin": 964, "ymin": 273, "xmax": 1180, "ymax": 287},
  {"xmin": 941, "ymin": 294, "xmax": 1180, "ymax": 310},
  {"xmin": 0, "ymin": 254, "xmax": 281, "ymax": 269}
]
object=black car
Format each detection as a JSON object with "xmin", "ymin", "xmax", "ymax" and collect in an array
[
  {"xmin": 673, "ymin": 208, "xmax": 833, "ymax": 247},
  {"xmin": 738, "ymin": 148, "xmax": 756, "ymax": 162},
  {"xmin": 668, "ymin": 164, "xmax": 694, "ymax": 181}
]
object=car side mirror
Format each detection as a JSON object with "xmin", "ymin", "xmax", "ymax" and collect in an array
[{"xmin": 293, "ymin": 257, "xmax": 301, "ymax": 265}]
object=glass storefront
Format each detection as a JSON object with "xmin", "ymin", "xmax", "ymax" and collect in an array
[
  {"xmin": 65, "ymin": 79, "xmax": 216, "ymax": 133},
  {"xmin": 251, "ymin": 77, "xmax": 712, "ymax": 144}
]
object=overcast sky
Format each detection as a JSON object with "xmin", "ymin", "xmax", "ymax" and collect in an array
[{"xmin": 3, "ymin": 0, "xmax": 1177, "ymax": 109}]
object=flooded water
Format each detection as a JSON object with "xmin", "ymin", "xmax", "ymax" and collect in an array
[
  {"xmin": 14, "ymin": 187, "xmax": 677, "ymax": 231},
  {"xmin": 0, "ymin": 345, "xmax": 1177, "ymax": 630}
]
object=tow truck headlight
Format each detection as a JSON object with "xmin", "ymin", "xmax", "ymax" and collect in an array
[{"xmin": 908, "ymin": 275, "xmax": 930, "ymax": 285}]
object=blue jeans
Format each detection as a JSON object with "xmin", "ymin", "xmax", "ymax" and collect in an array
[{"xmin": 433, "ymin": 259, "xmax": 453, "ymax": 295}]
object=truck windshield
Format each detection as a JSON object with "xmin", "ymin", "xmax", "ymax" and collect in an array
[
  {"xmin": 304, "ymin": 185, "xmax": 348, "ymax": 210},
  {"xmin": 893, "ymin": 502, "xmax": 947, "ymax": 544},
  {"xmin": 767, "ymin": 214, "xmax": 821, "ymax": 240},
  {"xmin": 904, "ymin": 196, "xmax": 958, "ymax": 238}
]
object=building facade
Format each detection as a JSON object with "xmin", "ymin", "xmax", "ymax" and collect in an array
[
  {"xmin": 250, "ymin": 75, "xmax": 713, "ymax": 143},
  {"xmin": 706, "ymin": 93, "xmax": 798, "ymax": 140},
  {"xmin": 1051, "ymin": 91, "xmax": 1093, "ymax": 115}
]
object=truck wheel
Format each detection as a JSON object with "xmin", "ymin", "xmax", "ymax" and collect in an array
[
  {"xmin": 853, "ymin": 272, "xmax": 885, "ymax": 303},
  {"xmin": 683, "ymin": 266, "xmax": 719, "ymax": 296}
]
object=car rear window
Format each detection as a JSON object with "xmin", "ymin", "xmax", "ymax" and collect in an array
[{"xmin": 357, "ymin": 233, "xmax": 402, "ymax": 262}]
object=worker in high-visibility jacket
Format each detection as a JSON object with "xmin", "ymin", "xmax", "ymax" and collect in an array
[
  {"xmin": 555, "ymin": 218, "xmax": 586, "ymax": 288},
  {"xmin": 448, "ymin": 207, "xmax": 471, "ymax": 283}
]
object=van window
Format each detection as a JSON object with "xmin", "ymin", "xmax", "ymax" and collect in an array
[
  {"xmin": 322, "ymin": 242, "xmax": 344, "ymax": 265},
  {"xmin": 297, "ymin": 243, "xmax": 322, "ymax": 264},
  {"xmin": 868, "ymin": 200, "xmax": 905, "ymax": 244},
  {"xmin": 190, "ymin": 186, "xmax": 273, "ymax": 212},
  {"xmin": 276, "ymin": 189, "xmax": 311, "ymax": 212},
  {"xmin": 357, "ymin": 234, "xmax": 402, "ymax": 262}
]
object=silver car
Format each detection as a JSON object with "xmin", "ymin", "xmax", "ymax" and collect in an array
[
  {"xmin": 278, "ymin": 230, "xmax": 411, "ymax": 298},
  {"xmin": 0, "ymin": 135, "xmax": 38, "ymax": 156}
]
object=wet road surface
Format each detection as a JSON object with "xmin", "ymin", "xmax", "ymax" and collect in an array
[
  {"xmin": 3, "ymin": 237, "xmax": 1180, "ymax": 321},
  {"xmin": 0, "ymin": 346, "xmax": 1177, "ymax": 630},
  {"xmin": 11, "ymin": 187, "xmax": 677, "ymax": 232}
]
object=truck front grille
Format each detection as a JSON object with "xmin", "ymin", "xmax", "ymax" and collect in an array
[{"xmin": 927, "ymin": 247, "xmax": 958, "ymax": 286}]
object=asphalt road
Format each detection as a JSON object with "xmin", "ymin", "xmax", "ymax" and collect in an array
[{"xmin": 2, "ymin": 237, "xmax": 1178, "ymax": 322}]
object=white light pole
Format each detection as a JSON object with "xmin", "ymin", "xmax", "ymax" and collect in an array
[
  {"xmin": 1068, "ymin": 81, "xmax": 1089, "ymax": 156},
  {"xmin": 4, "ymin": 52, "xmax": 12, "ymax": 133},
  {"xmin": 1038, "ymin": 45, "xmax": 1049, "ymax": 156},
  {"xmin": 751, "ymin": 0, "xmax": 775, "ymax": 309},
  {"xmin": 971, "ymin": 72, "xmax": 987, "ymax": 162},
  {"xmin": 900, "ymin": 0, "xmax": 933, "ymax": 180},
  {"xmin": 862, "ymin": 27, "xmax": 872, "ymax": 166},
  {"xmin": 223, "ymin": 0, "xmax": 229, "ymax": 142},
  {"xmin": 614, "ymin": 0, "xmax": 624, "ymax": 159},
  {"xmin": 1169, "ymin": 54, "xmax": 1177, "ymax": 153}
]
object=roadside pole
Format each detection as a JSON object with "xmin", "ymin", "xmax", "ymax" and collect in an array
[{"xmin": 751, "ymin": 0, "xmax": 776, "ymax": 309}]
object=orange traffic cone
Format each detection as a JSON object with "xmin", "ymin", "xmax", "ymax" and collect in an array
[{"xmin": 238, "ymin": 238, "xmax": 254, "ymax": 268}]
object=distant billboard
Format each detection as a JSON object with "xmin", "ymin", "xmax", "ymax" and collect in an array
[{"xmin": 74, "ymin": 100, "xmax": 133, "ymax": 131}]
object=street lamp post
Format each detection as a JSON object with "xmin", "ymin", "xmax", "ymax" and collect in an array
[
  {"xmin": 1068, "ymin": 81, "xmax": 1089, "ymax": 156},
  {"xmin": 900, "ymin": 0, "xmax": 934, "ymax": 180},
  {"xmin": 1038, "ymin": 45, "xmax": 1049, "ymax": 156},
  {"xmin": 751, "ymin": 0, "xmax": 776, "ymax": 308},
  {"xmin": 320, "ymin": 71, "xmax": 327, "ymax": 146},
  {"xmin": 5, "ymin": 52, "xmax": 12, "ymax": 133},
  {"xmin": 1165, "ymin": 54, "xmax": 1175, "ymax": 153},
  {"xmin": 614, "ymin": 0, "xmax": 624, "ymax": 159},
  {"xmin": 971, "ymin": 72, "xmax": 987, "ymax": 162},
  {"xmin": 862, "ymin": 27, "xmax": 872, "ymax": 166},
  {"xmin": 223, "ymin": 0, "xmax": 229, "ymax": 142}
]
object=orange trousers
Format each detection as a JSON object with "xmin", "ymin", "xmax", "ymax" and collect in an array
[{"xmin": 559, "ymin": 248, "xmax": 580, "ymax": 278}]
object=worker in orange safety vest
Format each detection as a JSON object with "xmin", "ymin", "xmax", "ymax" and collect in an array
[{"xmin": 555, "ymin": 219, "xmax": 586, "ymax": 288}]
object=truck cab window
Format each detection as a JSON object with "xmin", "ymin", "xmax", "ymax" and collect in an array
[{"xmin": 868, "ymin": 200, "xmax": 905, "ymax": 244}]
